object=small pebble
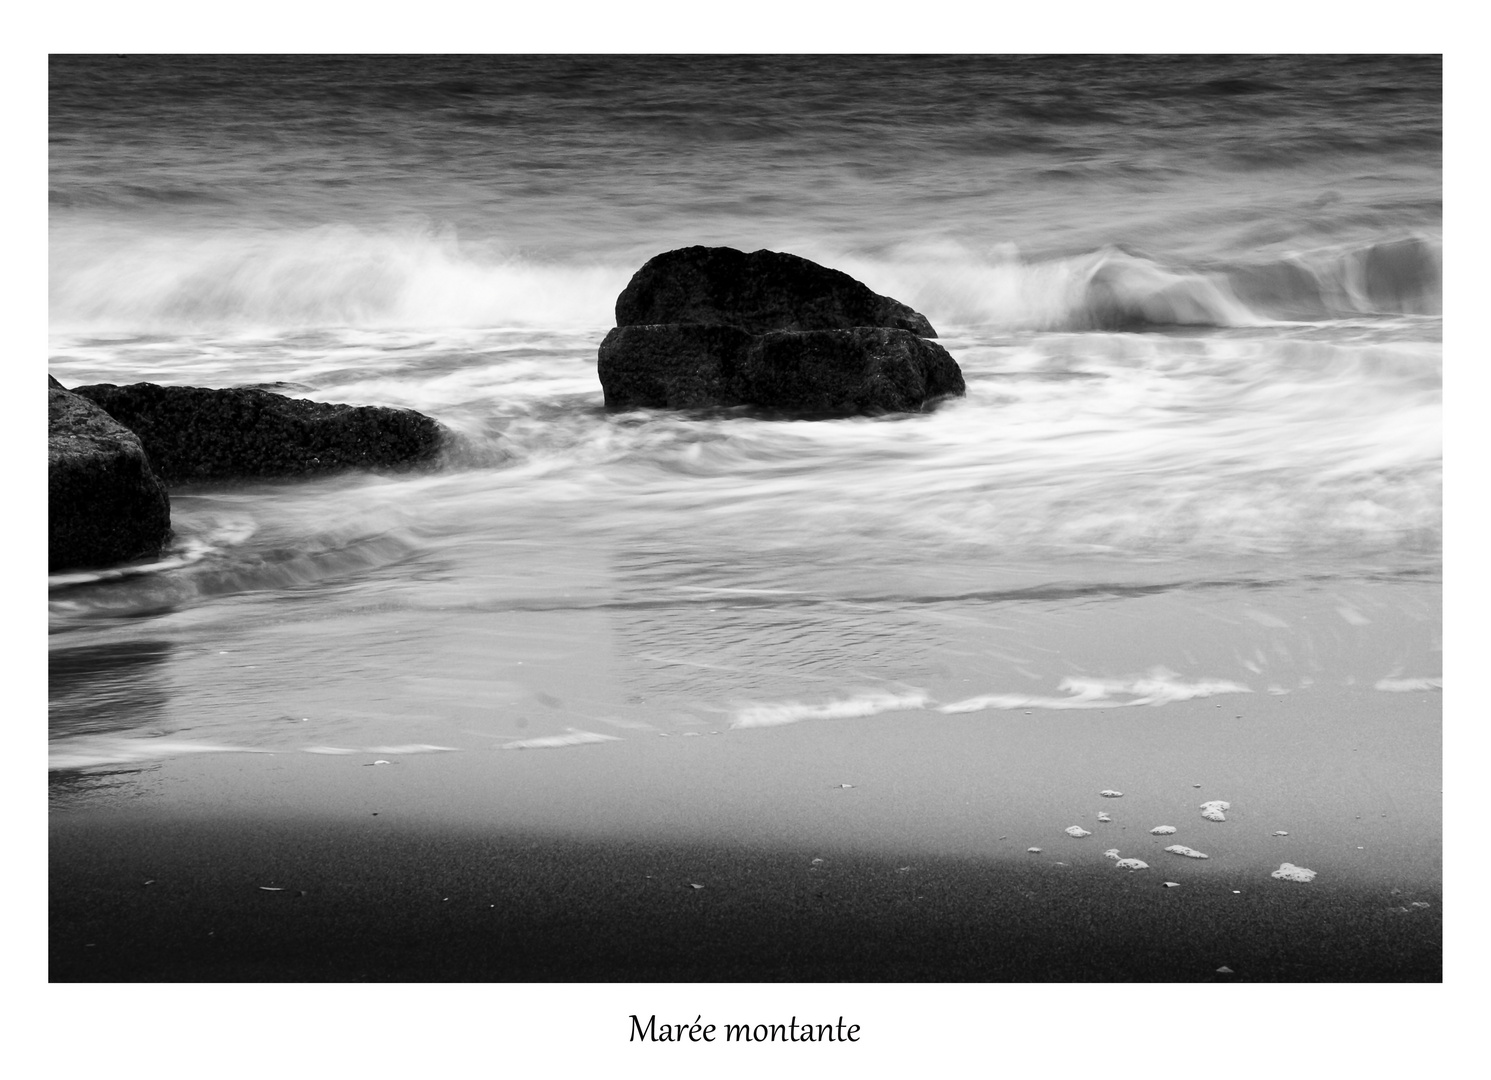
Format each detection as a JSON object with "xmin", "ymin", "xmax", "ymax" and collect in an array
[
  {"xmin": 1410, "ymin": 901, "xmax": 1431, "ymax": 909},
  {"xmin": 1216, "ymin": 965, "xmax": 1234, "ymax": 974},
  {"xmin": 689, "ymin": 883, "xmax": 705, "ymax": 890},
  {"xmin": 1065, "ymin": 826, "xmax": 1092, "ymax": 838},
  {"xmin": 1150, "ymin": 826, "xmax": 1177, "ymax": 835},
  {"xmin": 1114, "ymin": 858, "xmax": 1148, "ymax": 871},
  {"xmin": 1103, "ymin": 848, "xmax": 1122, "ymax": 859},
  {"xmin": 1273, "ymin": 831, "xmax": 1289, "ymax": 836},
  {"xmin": 1027, "ymin": 847, "xmax": 1042, "ymax": 854},
  {"xmin": 1163, "ymin": 881, "xmax": 1181, "ymax": 888},
  {"xmin": 1166, "ymin": 845, "xmax": 1209, "ymax": 859},
  {"xmin": 1100, "ymin": 790, "xmax": 1124, "ymax": 798},
  {"xmin": 1096, "ymin": 812, "xmax": 1112, "ymax": 823}
]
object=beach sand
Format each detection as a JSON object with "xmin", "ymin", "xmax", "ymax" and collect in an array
[{"xmin": 50, "ymin": 685, "xmax": 1440, "ymax": 982}]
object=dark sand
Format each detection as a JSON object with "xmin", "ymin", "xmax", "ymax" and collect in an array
[
  {"xmin": 51, "ymin": 687, "xmax": 1440, "ymax": 982},
  {"xmin": 52, "ymin": 815, "xmax": 1439, "ymax": 982}
]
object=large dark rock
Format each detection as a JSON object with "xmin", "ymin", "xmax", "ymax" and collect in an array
[
  {"xmin": 597, "ymin": 324, "xmax": 754, "ymax": 409},
  {"xmin": 69, "ymin": 383, "xmax": 446, "ymax": 485},
  {"xmin": 599, "ymin": 246, "xmax": 963, "ymax": 415},
  {"xmin": 49, "ymin": 385, "xmax": 172, "ymax": 572},
  {"xmin": 615, "ymin": 246, "xmax": 937, "ymax": 338},
  {"xmin": 742, "ymin": 328, "xmax": 966, "ymax": 415}
]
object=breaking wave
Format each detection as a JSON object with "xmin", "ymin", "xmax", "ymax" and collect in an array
[{"xmin": 48, "ymin": 223, "xmax": 1440, "ymax": 335}]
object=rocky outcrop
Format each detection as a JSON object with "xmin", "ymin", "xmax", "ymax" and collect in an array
[
  {"xmin": 49, "ymin": 380, "xmax": 172, "ymax": 572},
  {"xmin": 599, "ymin": 246, "xmax": 963, "ymax": 415},
  {"xmin": 615, "ymin": 246, "xmax": 937, "ymax": 337},
  {"xmin": 742, "ymin": 327, "xmax": 965, "ymax": 415},
  {"xmin": 69, "ymin": 383, "xmax": 447, "ymax": 485}
]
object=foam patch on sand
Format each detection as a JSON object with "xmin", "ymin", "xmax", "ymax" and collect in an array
[
  {"xmin": 1374, "ymin": 677, "xmax": 1441, "ymax": 692},
  {"xmin": 1165, "ymin": 845, "xmax": 1209, "ymax": 859},
  {"xmin": 302, "ymin": 743, "xmax": 457, "ymax": 755},
  {"xmin": 1200, "ymin": 800, "xmax": 1231, "ymax": 822},
  {"xmin": 49, "ymin": 740, "xmax": 274, "ymax": 770},
  {"xmin": 1272, "ymin": 862, "xmax": 1317, "ymax": 882},
  {"xmin": 938, "ymin": 668, "xmax": 1251, "ymax": 713},
  {"xmin": 731, "ymin": 689, "xmax": 930, "ymax": 728},
  {"xmin": 499, "ymin": 730, "xmax": 622, "ymax": 749}
]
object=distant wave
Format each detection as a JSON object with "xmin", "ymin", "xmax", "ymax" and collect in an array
[
  {"xmin": 48, "ymin": 223, "xmax": 1440, "ymax": 334},
  {"xmin": 844, "ymin": 236, "xmax": 1441, "ymax": 332},
  {"xmin": 49, "ymin": 223, "xmax": 631, "ymax": 332}
]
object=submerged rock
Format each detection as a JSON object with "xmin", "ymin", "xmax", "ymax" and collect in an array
[
  {"xmin": 1114, "ymin": 858, "xmax": 1148, "ymax": 871},
  {"xmin": 1064, "ymin": 826, "xmax": 1092, "ymax": 838},
  {"xmin": 69, "ymin": 383, "xmax": 447, "ymax": 485},
  {"xmin": 1150, "ymin": 826, "xmax": 1177, "ymax": 835},
  {"xmin": 1100, "ymin": 790, "xmax": 1124, "ymax": 798},
  {"xmin": 597, "ymin": 246, "xmax": 963, "ymax": 416},
  {"xmin": 49, "ymin": 381, "xmax": 172, "ymax": 571}
]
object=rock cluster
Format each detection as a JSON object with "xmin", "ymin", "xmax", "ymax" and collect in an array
[
  {"xmin": 597, "ymin": 246, "xmax": 964, "ymax": 415},
  {"xmin": 70, "ymin": 383, "xmax": 445, "ymax": 485},
  {"xmin": 49, "ymin": 380, "xmax": 172, "ymax": 572},
  {"xmin": 48, "ymin": 376, "xmax": 447, "ymax": 572}
]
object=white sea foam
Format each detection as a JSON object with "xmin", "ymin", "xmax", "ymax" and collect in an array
[
  {"xmin": 49, "ymin": 222, "xmax": 631, "ymax": 333},
  {"xmin": 1271, "ymin": 863, "xmax": 1317, "ymax": 883},
  {"xmin": 939, "ymin": 669, "xmax": 1251, "ymax": 714},
  {"xmin": 499, "ymin": 730, "xmax": 621, "ymax": 750},
  {"xmin": 1374, "ymin": 677, "xmax": 1441, "ymax": 692},
  {"xmin": 1165, "ymin": 845, "xmax": 1209, "ymax": 859},
  {"xmin": 1200, "ymin": 800, "xmax": 1232, "ymax": 822},
  {"xmin": 49, "ymin": 740, "xmax": 274, "ymax": 770},
  {"xmin": 730, "ymin": 690, "xmax": 930, "ymax": 729}
]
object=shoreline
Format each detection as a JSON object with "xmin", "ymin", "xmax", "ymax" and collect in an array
[{"xmin": 50, "ymin": 686, "xmax": 1440, "ymax": 983}]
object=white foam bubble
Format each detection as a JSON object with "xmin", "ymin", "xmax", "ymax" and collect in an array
[
  {"xmin": 938, "ymin": 668, "xmax": 1251, "ymax": 713},
  {"xmin": 1200, "ymin": 800, "xmax": 1231, "ymax": 822},
  {"xmin": 499, "ymin": 730, "xmax": 621, "ymax": 750},
  {"xmin": 1165, "ymin": 845, "xmax": 1210, "ymax": 859},
  {"xmin": 1271, "ymin": 863, "xmax": 1317, "ymax": 883},
  {"xmin": 730, "ymin": 689, "xmax": 929, "ymax": 729},
  {"xmin": 1374, "ymin": 677, "xmax": 1441, "ymax": 692}
]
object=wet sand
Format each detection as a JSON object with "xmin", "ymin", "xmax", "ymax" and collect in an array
[{"xmin": 50, "ymin": 686, "xmax": 1440, "ymax": 982}]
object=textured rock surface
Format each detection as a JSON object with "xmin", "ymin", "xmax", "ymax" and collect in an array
[
  {"xmin": 598, "ymin": 247, "xmax": 964, "ymax": 416},
  {"xmin": 741, "ymin": 328, "xmax": 964, "ymax": 414},
  {"xmin": 70, "ymin": 383, "xmax": 446, "ymax": 484},
  {"xmin": 615, "ymin": 246, "xmax": 937, "ymax": 337},
  {"xmin": 597, "ymin": 324, "xmax": 754, "ymax": 409},
  {"xmin": 49, "ymin": 384, "xmax": 172, "ymax": 572}
]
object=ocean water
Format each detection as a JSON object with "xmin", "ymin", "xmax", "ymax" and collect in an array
[{"xmin": 48, "ymin": 55, "xmax": 1441, "ymax": 796}]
